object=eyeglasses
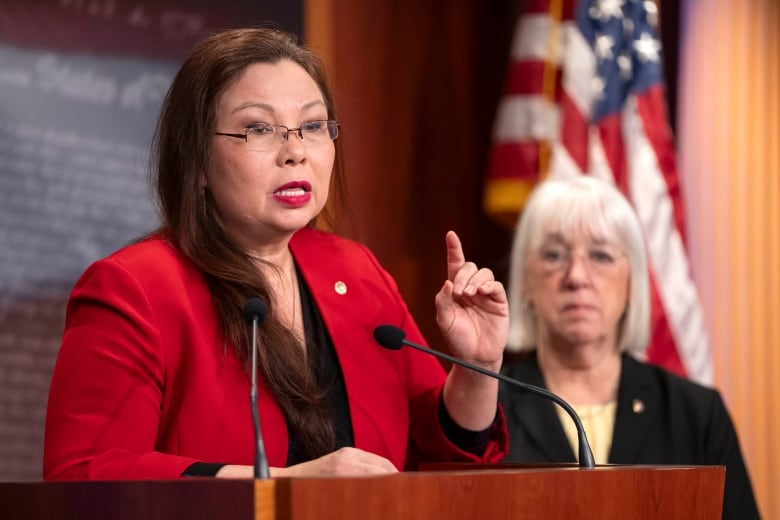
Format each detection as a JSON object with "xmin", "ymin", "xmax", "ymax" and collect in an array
[
  {"xmin": 536, "ymin": 243, "xmax": 626, "ymax": 275},
  {"xmin": 214, "ymin": 120, "xmax": 339, "ymax": 151}
]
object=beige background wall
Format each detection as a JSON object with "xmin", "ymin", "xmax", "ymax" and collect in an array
[{"xmin": 678, "ymin": 0, "xmax": 780, "ymax": 518}]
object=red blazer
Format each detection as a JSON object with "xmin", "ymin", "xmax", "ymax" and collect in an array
[{"xmin": 44, "ymin": 227, "xmax": 508, "ymax": 480}]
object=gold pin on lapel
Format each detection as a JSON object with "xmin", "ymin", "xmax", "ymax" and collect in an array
[{"xmin": 334, "ymin": 281, "xmax": 347, "ymax": 295}]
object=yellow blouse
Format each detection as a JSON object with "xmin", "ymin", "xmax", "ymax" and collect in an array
[{"xmin": 555, "ymin": 400, "xmax": 617, "ymax": 465}]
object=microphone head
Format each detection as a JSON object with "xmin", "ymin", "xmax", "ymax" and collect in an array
[
  {"xmin": 373, "ymin": 325, "xmax": 406, "ymax": 350},
  {"xmin": 243, "ymin": 297, "xmax": 268, "ymax": 326}
]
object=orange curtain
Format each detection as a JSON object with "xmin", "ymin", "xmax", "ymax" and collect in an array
[{"xmin": 678, "ymin": 0, "xmax": 780, "ymax": 517}]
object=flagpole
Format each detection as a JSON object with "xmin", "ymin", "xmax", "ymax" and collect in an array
[{"xmin": 540, "ymin": 0, "xmax": 564, "ymax": 181}]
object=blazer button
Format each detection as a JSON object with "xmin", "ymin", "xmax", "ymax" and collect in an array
[
  {"xmin": 632, "ymin": 399, "xmax": 645, "ymax": 414},
  {"xmin": 334, "ymin": 281, "xmax": 347, "ymax": 295}
]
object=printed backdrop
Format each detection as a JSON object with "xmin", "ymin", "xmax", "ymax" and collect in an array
[{"xmin": 0, "ymin": 0, "xmax": 302, "ymax": 481}]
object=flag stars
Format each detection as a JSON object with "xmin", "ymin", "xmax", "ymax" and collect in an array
[
  {"xmin": 643, "ymin": 0, "xmax": 659, "ymax": 28},
  {"xmin": 617, "ymin": 53, "xmax": 633, "ymax": 79},
  {"xmin": 634, "ymin": 32, "xmax": 661, "ymax": 62},
  {"xmin": 595, "ymin": 34, "xmax": 615, "ymax": 60},
  {"xmin": 591, "ymin": 75, "xmax": 606, "ymax": 100},
  {"xmin": 589, "ymin": 0, "xmax": 625, "ymax": 21}
]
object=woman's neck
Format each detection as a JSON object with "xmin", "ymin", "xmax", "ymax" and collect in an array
[
  {"xmin": 537, "ymin": 340, "xmax": 622, "ymax": 406},
  {"xmin": 251, "ymin": 246, "xmax": 303, "ymax": 342}
]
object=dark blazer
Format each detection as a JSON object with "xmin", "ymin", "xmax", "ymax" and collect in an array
[{"xmin": 500, "ymin": 351, "xmax": 759, "ymax": 519}]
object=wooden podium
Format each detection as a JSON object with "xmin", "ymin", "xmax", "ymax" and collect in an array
[{"xmin": 0, "ymin": 465, "xmax": 724, "ymax": 519}]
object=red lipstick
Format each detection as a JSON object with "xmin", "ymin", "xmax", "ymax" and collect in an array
[{"xmin": 273, "ymin": 181, "xmax": 311, "ymax": 207}]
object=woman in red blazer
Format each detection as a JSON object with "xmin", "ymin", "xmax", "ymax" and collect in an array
[{"xmin": 43, "ymin": 28, "xmax": 509, "ymax": 480}]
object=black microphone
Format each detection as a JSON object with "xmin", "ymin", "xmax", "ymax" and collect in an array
[
  {"xmin": 372, "ymin": 324, "xmax": 595, "ymax": 469},
  {"xmin": 243, "ymin": 297, "xmax": 270, "ymax": 479}
]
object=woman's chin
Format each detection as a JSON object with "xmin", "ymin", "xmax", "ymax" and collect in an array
[{"xmin": 558, "ymin": 326, "xmax": 604, "ymax": 346}]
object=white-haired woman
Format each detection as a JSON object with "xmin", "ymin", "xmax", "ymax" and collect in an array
[{"xmin": 499, "ymin": 176, "xmax": 758, "ymax": 519}]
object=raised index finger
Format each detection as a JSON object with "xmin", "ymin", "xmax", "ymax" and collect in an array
[{"xmin": 445, "ymin": 230, "xmax": 465, "ymax": 281}]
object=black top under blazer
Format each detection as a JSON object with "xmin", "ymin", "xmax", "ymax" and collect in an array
[{"xmin": 500, "ymin": 351, "xmax": 760, "ymax": 519}]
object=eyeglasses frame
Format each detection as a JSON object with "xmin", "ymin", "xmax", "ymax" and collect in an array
[{"xmin": 214, "ymin": 120, "xmax": 339, "ymax": 147}]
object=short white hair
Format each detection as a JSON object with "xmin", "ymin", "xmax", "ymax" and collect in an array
[{"xmin": 506, "ymin": 176, "xmax": 650, "ymax": 353}]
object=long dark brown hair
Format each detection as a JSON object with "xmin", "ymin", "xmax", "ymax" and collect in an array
[{"xmin": 151, "ymin": 27, "xmax": 348, "ymax": 460}]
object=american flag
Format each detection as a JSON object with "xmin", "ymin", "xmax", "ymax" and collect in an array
[{"xmin": 486, "ymin": 0, "xmax": 712, "ymax": 384}]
